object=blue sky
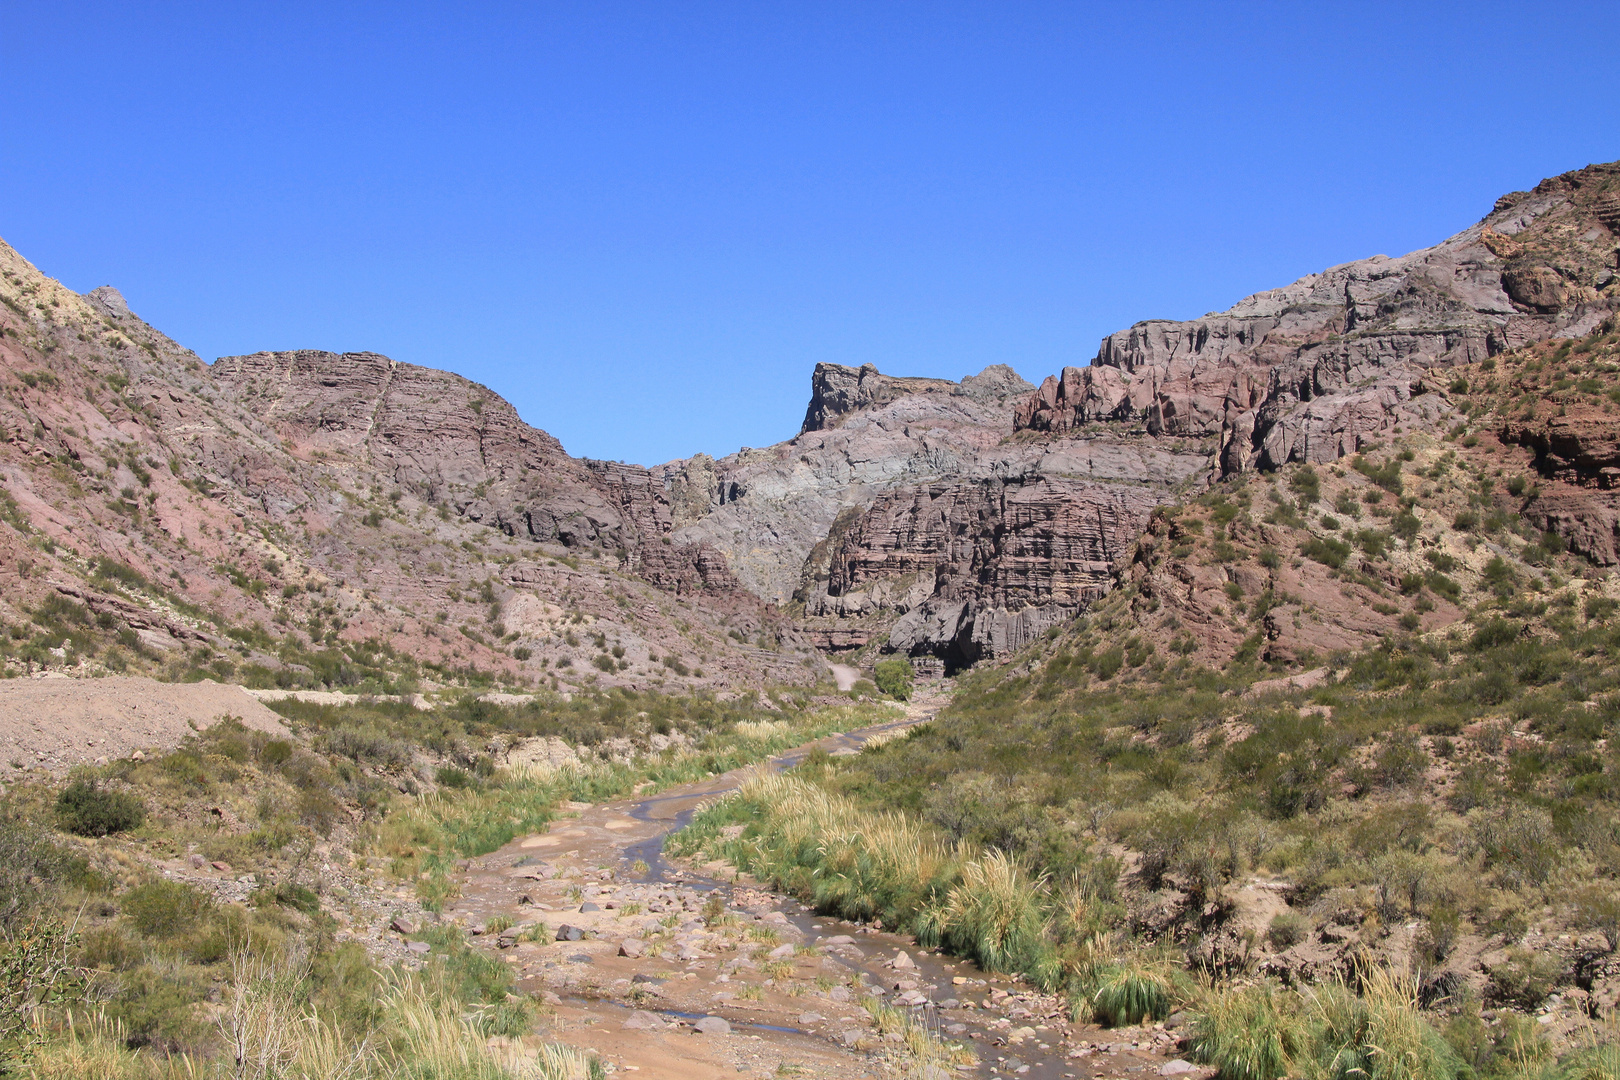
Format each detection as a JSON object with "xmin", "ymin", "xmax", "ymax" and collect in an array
[{"xmin": 2, "ymin": 2, "xmax": 1617, "ymax": 465}]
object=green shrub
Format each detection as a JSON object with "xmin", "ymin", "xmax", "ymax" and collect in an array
[
  {"xmin": 1267, "ymin": 911, "xmax": 1306, "ymax": 949},
  {"xmin": 1302, "ymin": 537, "xmax": 1351, "ymax": 569},
  {"xmin": 254, "ymin": 880, "xmax": 320, "ymax": 914},
  {"xmin": 55, "ymin": 780, "xmax": 145, "ymax": 837},
  {"xmin": 435, "ymin": 766, "xmax": 473, "ymax": 789},
  {"xmin": 874, "ymin": 658, "xmax": 915, "ymax": 701},
  {"xmin": 122, "ymin": 879, "xmax": 212, "ymax": 938},
  {"xmin": 1486, "ymin": 947, "xmax": 1562, "ymax": 1009},
  {"xmin": 1290, "ymin": 467, "xmax": 1321, "ymax": 503},
  {"xmin": 259, "ymin": 739, "xmax": 294, "ymax": 766}
]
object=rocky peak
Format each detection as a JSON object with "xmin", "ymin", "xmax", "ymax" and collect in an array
[
  {"xmin": 799, "ymin": 362, "xmax": 1002, "ymax": 434},
  {"xmin": 84, "ymin": 285, "xmax": 134, "ymax": 321}
]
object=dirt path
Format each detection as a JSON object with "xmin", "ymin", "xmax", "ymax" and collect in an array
[{"xmin": 442, "ymin": 688, "xmax": 1196, "ymax": 1080}]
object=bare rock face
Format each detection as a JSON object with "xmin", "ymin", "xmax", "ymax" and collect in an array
[
  {"xmin": 659, "ymin": 355, "xmax": 1208, "ymax": 666},
  {"xmin": 654, "ymin": 363, "xmax": 1036, "ymax": 607},
  {"xmin": 1499, "ymin": 405, "xmax": 1620, "ymax": 565},
  {"xmin": 1016, "ymin": 161, "xmax": 1620, "ymax": 475},
  {"xmin": 210, "ymin": 350, "xmax": 737, "ymax": 593}
]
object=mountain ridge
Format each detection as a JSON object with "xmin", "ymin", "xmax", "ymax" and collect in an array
[{"xmin": 0, "ymin": 158, "xmax": 1616, "ymax": 688}]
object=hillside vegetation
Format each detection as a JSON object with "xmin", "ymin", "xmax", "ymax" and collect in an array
[
  {"xmin": 0, "ymin": 685, "xmax": 884, "ymax": 1076},
  {"xmin": 672, "ymin": 319, "xmax": 1620, "ymax": 1080}
]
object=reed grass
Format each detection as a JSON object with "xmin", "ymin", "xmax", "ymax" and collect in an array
[
  {"xmin": 1191, "ymin": 970, "xmax": 1466, "ymax": 1080},
  {"xmin": 670, "ymin": 772, "xmax": 1072, "ymax": 993}
]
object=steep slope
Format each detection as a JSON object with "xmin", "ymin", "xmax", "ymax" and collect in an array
[
  {"xmin": 714, "ymin": 160, "xmax": 1620, "ymax": 670},
  {"xmin": 0, "ymin": 243, "xmax": 821, "ymax": 694},
  {"xmin": 1017, "ymin": 161, "xmax": 1620, "ymax": 473}
]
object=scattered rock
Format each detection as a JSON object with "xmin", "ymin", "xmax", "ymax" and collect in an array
[
  {"xmin": 390, "ymin": 917, "xmax": 416, "ymax": 935},
  {"xmin": 623, "ymin": 1010, "xmax": 664, "ymax": 1031},
  {"xmin": 618, "ymin": 939, "xmax": 646, "ymax": 958},
  {"xmin": 1160, "ymin": 1062, "xmax": 1199, "ymax": 1077},
  {"xmin": 694, "ymin": 1016, "xmax": 731, "ymax": 1035},
  {"xmin": 892, "ymin": 950, "xmax": 914, "ymax": 970}
]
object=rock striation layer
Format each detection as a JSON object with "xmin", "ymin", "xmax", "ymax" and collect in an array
[
  {"xmin": 1016, "ymin": 162, "xmax": 1620, "ymax": 476},
  {"xmin": 210, "ymin": 350, "xmax": 739, "ymax": 595}
]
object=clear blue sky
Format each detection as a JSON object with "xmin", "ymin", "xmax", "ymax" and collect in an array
[{"xmin": 2, "ymin": 3, "xmax": 1616, "ymax": 466}]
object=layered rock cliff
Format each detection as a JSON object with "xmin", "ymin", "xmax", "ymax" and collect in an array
[
  {"xmin": 653, "ymin": 161, "xmax": 1620, "ymax": 670},
  {"xmin": 1016, "ymin": 162, "xmax": 1620, "ymax": 476}
]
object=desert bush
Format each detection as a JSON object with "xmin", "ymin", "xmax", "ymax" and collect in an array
[
  {"xmin": 55, "ymin": 780, "xmax": 144, "ymax": 837},
  {"xmin": 1268, "ymin": 911, "xmax": 1307, "ymax": 949},
  {"xmin": 0, "ymin": 917, "xmax": 81, "ymax": 1073},
  {"xmin": 121, "ymin": 879, "xmax": 212, "ymax": 938},
  {"xmin": 874, "ymin": 657, "xmax": 915, "ymax": 701},
  {"xmin": 1486, "ymin": 947, "xmax": 1563, "ymax": 1009}
]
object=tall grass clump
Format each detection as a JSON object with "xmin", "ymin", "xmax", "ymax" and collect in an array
[
  {"xmin": 1299, "ymin": 968, "xmax": 1463, "ymax": 1080},
  {"xmin": 1089, "ymin": 961, "xmax": 1174, "ymax": 1027},
  {"xmin": 919, "ymin": 850, "xmax": 1055, "ymax": 983},
  {"xmin": 671, "ymin": 772, "xmax": 1076, "ymax": 992},
  {"xmin": 1191, "ymin": 983, "xmax": 1304, "ymax": 1080},
  {"xmin": 1191, "ymin": 970, "xmax": 1464, "ymax": 1080},
  {"xmin": 1560, "ymin": 1042, "xmax": 1620, "ymax": 1080},
  {"xmin": 26, "ymin": 970, "xmax": 599, "ymax": 1080}
]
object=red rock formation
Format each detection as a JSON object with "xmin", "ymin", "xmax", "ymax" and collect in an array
[{"xmin": 1017, "ymin": 161, "xmax": 1620, "ymax": 475}]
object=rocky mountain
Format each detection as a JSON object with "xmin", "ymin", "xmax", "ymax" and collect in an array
[
  {"xmin": 1016, "ymin": 162, "xmax": 1620, "ymax": 472},
  {"xmin": 1, "ymin": 158, "xmax": 1616, "ymax": 689},
  {"xmin": 647, "ymin": 162, "xmax": 1620, "ymax": 669},
  {"xmin": 0, "ymin": 250, "xmax": 821, "ymax": 695}
]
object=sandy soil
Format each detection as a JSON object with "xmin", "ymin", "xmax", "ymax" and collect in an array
[{"xmin": 0, "ymin": 674, "xmax": 288, "ymax": 771}]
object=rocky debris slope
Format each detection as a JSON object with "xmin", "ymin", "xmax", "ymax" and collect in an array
[{"xmin": 0, "ymin": 675, "xmax": 288, "ymax": 771}]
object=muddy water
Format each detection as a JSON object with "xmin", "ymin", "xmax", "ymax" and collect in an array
[{"xmin": 451, "ymin": 692, "xmax": 1183, "ymax": 1079}]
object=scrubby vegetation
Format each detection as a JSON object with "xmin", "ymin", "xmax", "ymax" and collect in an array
[
  {"xmin": 670, "ymin": 322, "xmax": 1620, "ymax": 1079},
  {"xmin": 0, "ymin": 687, "xmax": 884, "ymax": 1075}
]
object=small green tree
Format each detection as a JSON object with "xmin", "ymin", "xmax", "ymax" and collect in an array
[{"xmin": 873, "ymin": 658, "xmax": 915, "ymax": 701}]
